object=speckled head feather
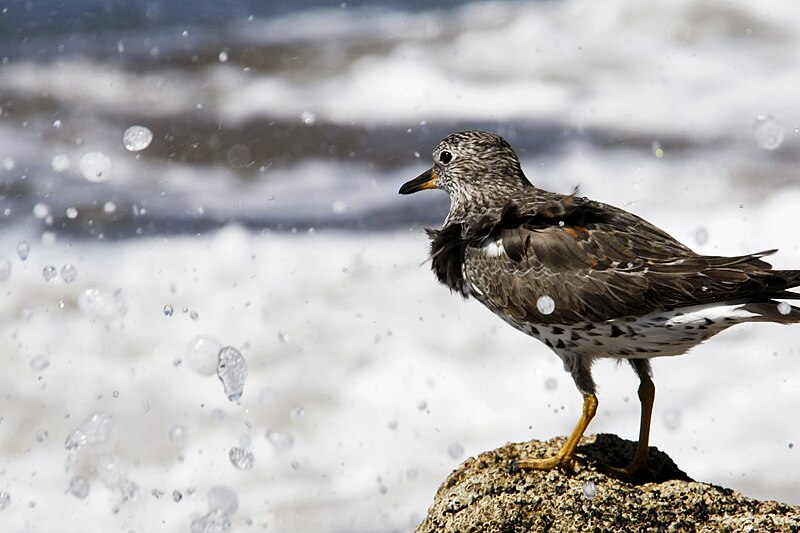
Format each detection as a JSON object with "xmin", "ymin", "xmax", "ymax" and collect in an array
[{"xmin": 430, "ymin": 131, "xmax": 532, "ymax": 224}]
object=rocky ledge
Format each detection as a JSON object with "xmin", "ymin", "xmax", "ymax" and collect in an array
[{"xmin": 417, "ymin": 434, "xmax": 800, "ymax": 532}]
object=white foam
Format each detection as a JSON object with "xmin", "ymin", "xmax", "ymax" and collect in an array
[{"xmin": 0, "ymin": 222, "xmax": 797, "ymax": 531}]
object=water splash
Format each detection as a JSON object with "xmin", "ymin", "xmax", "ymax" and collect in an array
[
  {"xmin": 447, "ymin": 443, "xmax": 464, "ymax": 459},
  {"xmin": 191, "ymin": 486, "xmax": 238, "ymax": 533},
  {"xmin": 536, "ymin": 295, "xmax": 555, "ymax": 315},
  {"xmin": 64, "ymin": 411, "xmax": 138, "ymax": 504},
  {"xmin": 42, "ymin": 265, "xmax": 58, "ymax": 282},
  {"xmin": 16, "ymin": 241, "xmax": 30, "ymax": 260},
  {"xmin": 217, "ymin": 346, "xmax": 247, "ymax": 402},
  {"xmin": 78, "ymin": 286, "xmax": 127, "ymax": 321},
  {"xmin": 69, "ymin": 476, "xmax": 90, "ymax": 499},
  {"xmin": 123, "ymin": 125, "xmax": 153, "ymax": 152},
  {"xmin": 60, "ymin": 264, "xmax": 77, "ymax": 283},
  {"xmin": 186, "ymin": 336, "xmax": 222, "ymax": 376},
  {"xmin": 79, "ymin": 151, "xmax": 112, "ymax": 182},
  {"xmin": 0, "ymin": 491, "xmax": 10, "ymax": 510},
  {"xmin": 753, "ymin": 114, "xmax": 784, "ymax": 150},
  {"xmin": 228, "ymin": 447, "xmax": 254, "ymax": 470},
  {"xmin": 582, "ymin": 480, "xmax": 597, "ymax": 499}
]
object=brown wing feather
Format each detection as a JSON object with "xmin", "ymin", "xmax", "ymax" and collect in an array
[{"xmin": 462, "ymin": 196, "xmax": 800, "ymax": 325}]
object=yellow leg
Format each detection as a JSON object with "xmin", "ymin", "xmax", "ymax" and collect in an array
[
  {"xmin": 516, "ymin": 392, "xmax": 598, "ymax": 471},
  {"xmin": 608, "ymin": 372, "xmax": 655, "ymax": 476}
]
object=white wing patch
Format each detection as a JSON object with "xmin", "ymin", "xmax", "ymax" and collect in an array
[
  {"xmin": 482, "ymin": 239, "xmax": 506, "ymax": 258},
  {"xmin": 665, "ymin": 304, "xmax": 759, "ymax": 326}
]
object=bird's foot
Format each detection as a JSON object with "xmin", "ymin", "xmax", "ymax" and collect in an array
[
  {"xmin": 600, "ymin": 459, "xmax": 654, "ymax": 481},
  {"xmin": 512, "ymin": 453, "xmax": 584, "ymax": 473}
]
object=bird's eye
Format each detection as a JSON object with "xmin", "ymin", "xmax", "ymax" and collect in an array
[{"xmin": 438, "ymin": 151, "xmax": 452, "ymax": 164}]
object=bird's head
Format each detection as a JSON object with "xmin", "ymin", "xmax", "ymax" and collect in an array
[{"xmin": 399, "ymin": 130, "xmax": 531, "ymax": 220}]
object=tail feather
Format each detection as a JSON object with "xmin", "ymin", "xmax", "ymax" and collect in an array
[{"xmin": 740, "ymin": 300, "xmax": 800, "ymax": 324}]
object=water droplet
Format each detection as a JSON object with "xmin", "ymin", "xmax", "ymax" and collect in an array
[
  {"xmin": 33, "ymin": 203, "xmax": 49, "ymax": 218},
  {"xmin": 226, "ymin": 144, "xmax": 250, "ymax": 169},
  {"xmin": 119, "ymin": 479, "xmax": 139, "ymax": 502},
  {"xmin": 60, "ymin": 264, "xmax": 77, "ymax": 283},
  {"xmin": 169, "ymin": 425, "xmax": 187, "ymax": 444},
  {"xmin": 69, "ymin": 476, "xmax": 90, "ymax": 499},
  {"xmin": 0, "ymin": 491, "xmax": 10, "ymax": 510},
  {"xmin": 582, "ymin": 480, "xmax": 597, "ymax": 499},
  {"xmin": 300, "ymin": 111, "xmax": 317, "ymax": 125},
  {"xmin": 103, "ymin": 201, "xmax": 117, "ymax": 214},
  {"xmin": 217, "ymin": 346, "xmax": 247, "ymax": 402},
  {"xmin": 228, "ymin": 447, "xmax": 254, "ymax": 470},
  {"xmin": 0, "ymin": 257, "xmax": 10, "ymax": 282},
  {"xmin": 42, "ymin": 265, "xmax": 58, "ymax": 282},
  {"xmin": 694, "ymin": 227, "xmax": 708, "ymax": 245},
  {"xmin": 172, "ymin": 490, "xmax": 182, "ymax": 502},
  {"xmin": 265, "ymin": 429, "xmax": 294, "ymax": 451},
  {"xmin": 35, "ymin": 429, "xmax": 48, "ymax": 442},
  {"xmin": 277, "ymin": 330, "xmax": 289, "ymax": 343},
  {"xmin": 77, "ymin": 286, "xmax": 127, "ymax": 320},
  {"xmin": 65, "ymin": 207, "xmax": 78, "ymax": 219},
  {"xmin": 218, "ymin": 51, "xmax": 229, "ymax": 62},
  {"xmin": 447, "ymin": 443, "xmax": 464, "ymax": 459},
  {"xmin": 30, "ymin": 354, "xmax": 49, "ymax": 371},
  {"xmin": 536, "ymin": 295, "xmax": 555, "ymax": 315},
  {"xmin": 544, "ymin": 377, "xmax": 558, "ymax": 391},
  {"xmin": 290, "ymin": 406, "xmax": 305, "ymax": 420},
  {"xmin": 53, "ymin": 119, "xmax": 62, "ymax": 128},
  {"xmin": 151, "ymin": 488, "xmax": 164, "ymax": 499},
  {"xmin": 51, "ymin": 154, "xmax": 70, "ymax": 172},
  {"xmin": 778, "ymin": 302, "xmax": 791, "ymax": 316},
  {"xmin": 651, "ymin": 141, "xmax": 664, "ymax": 158},
  {"xmin": 64, "ymin": 411, "xmax": 115, "ymax": 453},
  {"xmin": 79, "ymin": 151, "xmax": 112, "ymax": 182},
  {"xmin": 754, "ymin": 114, "xmax": 784, "ymax": 150},
  {"xmin": 2, "ymin": 157, "xmax": 14, "ymax": 170},
  {"xmin": 185, "ymin": 336, "xmax": 222, "ymax": 376},
  {"xmin": 16, "ymin": 241, "xmax": 30, "ymax": 260},
  {"xmin": 163, "ymin": 304, "xmax": 174, "ymax": 316},
  {"xmin": 662, "ymin": 407, "xmax": 682, "ymax": 431}
]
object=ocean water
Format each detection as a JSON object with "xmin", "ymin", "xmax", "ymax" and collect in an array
[{"xmin": 1, "ymin": 0, "xmax": 799, "ymax": 531}]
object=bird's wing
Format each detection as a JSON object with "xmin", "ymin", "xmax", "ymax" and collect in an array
[{"xmin": 461, "ymin": 196, "xmax": 789, "ymax": 325}]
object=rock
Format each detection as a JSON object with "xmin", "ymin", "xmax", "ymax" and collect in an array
[{"xmin": 416, "ymin": 434, "xmax": 800, "ymax": 533}]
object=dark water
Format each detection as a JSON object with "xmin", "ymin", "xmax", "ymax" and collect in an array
[{"xmin": 0, "ymin": 0, "xmax": 796, "ymax": 238}]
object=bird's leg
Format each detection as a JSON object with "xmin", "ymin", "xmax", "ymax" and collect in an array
[
  {"xmin": 516, "ymin": 392, "xmax": 598, "ymax": 471},
  {"xmin": 607, "ymin": 359, "xmax": 655, "ymax": 476}
]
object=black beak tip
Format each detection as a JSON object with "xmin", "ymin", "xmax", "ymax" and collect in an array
[{"xmin": 398, "ymin": 168, "xmax": 434, "ymax": 196}]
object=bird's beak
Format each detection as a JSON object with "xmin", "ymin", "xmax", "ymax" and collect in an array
[{"xmin": 399, "ymin": 168, "xmax": 437, "ymax": 195}]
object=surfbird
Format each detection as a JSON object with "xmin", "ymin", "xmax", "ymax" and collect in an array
[{"xmin": 399, "ymin": 130, "xmax": 800, "ymax": 475}]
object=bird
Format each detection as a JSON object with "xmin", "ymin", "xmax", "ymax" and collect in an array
[{"xmin": 399, "ymin": 130, "xmax": 800, "ymax": 476}]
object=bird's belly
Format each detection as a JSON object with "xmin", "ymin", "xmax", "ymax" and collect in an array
[{"xmin": 469, "ymin": 291, "xmax": 744, "ymax": 360}]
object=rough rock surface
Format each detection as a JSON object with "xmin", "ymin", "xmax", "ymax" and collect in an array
[{"xmin": 417, "ymin": 434, "xmax": 800, "ymax": 532}]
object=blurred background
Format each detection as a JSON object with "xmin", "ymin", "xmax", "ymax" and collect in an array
[{"xmin": 1, "ymin": 0, "xmax": 799, "ymax": 531}]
